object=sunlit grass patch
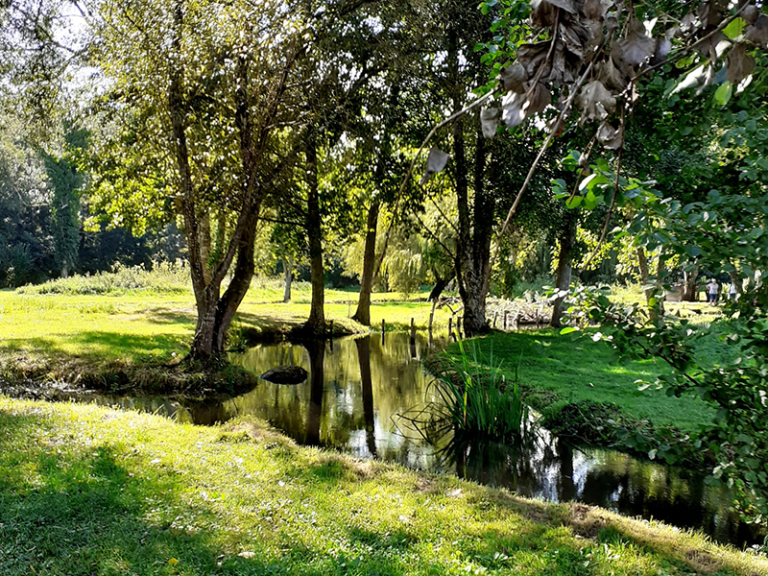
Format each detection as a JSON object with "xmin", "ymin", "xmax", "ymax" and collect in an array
[{"xmin": 0, "ymin": 397, "xmax": 764, "ymax": 576}]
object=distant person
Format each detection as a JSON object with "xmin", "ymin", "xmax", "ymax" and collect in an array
[
  {"xmin": 706, "ymin": 279, "xmax": 719, "ymax": 305},
  {"xmin": 729, "ymin": 282, "xmax": 737, "ymax": 301}
]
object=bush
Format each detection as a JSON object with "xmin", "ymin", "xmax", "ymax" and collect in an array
[{"xmin": 16, "ymin": 260, "xmax": 190, "ymax": 295}]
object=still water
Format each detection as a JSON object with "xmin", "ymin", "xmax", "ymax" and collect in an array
[{"xmin": 19, "ymin": 333, "xmax": 765, "ymax": 547}]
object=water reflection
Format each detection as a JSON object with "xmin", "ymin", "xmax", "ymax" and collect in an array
[{"xmin": 6, "ymin": 332, "xmax": 763, "ymax": 546}]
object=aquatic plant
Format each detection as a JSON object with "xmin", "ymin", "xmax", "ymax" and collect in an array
[{"xmin": 431, "ymin": 340, "xmax": 528, "ymax": 440}]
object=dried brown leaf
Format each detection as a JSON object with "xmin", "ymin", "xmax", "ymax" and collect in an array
[
  {"xmin": 502, "ymin": 92, "xmax": 527, "ymax": 127},
  {"xmin": 420, "ymin": 147, "xmax": 450, "ymax": 185},
  {"xmin": 526, "ymin": 83, "xmax": 552, "ymax": 116},
  {"xmin": 500, "ymin": 64, "xmax": 527, "ymax": 93},
  {"xmin": 577, "ymin": 80, "xmax": 617, "ymax": 123},
  {"xmin": 698, "ymin": 0, "xmax": 727, "ymax": 28},
  {"xmin": 598, "ymin": 56, "xmax": 628, "ymax": 91},
  {"xmin": 581, "ymin": 0, "xmax": 607, "ymax": 21},
  {"xmin": 745, "ymin": 14, "xmax": 768, "ymax": 46},
  {"xmin": 517, "ymin": 42, "xmax": 551, "ymax": 77},
  {"xmin": 743, "ymin": 5, "xmax": 759, "ymax": 26},
  {"xmin": 543, "ymin": 0, "xmax": 577, "ymax": 15},
  {"xmin": 480, "ymin": 108, "xmax": 500, "ymax": 138},
  {"xmin": 616, "ymin": 17, "xmax": 655, "ymax": 65},
  {"xmin": 531, "ymin": 0, "xmax": 557, "ymax": 27},
  {"xmin": 548, "ymin": 116, "xmax": 568, "ymax": 136},
  {"xmin": 726, "ymin": 43, "xmax": 756, "ymax": 83},
  {"xmin": 597, "ymin": 122, "xmax": 623, "ymax": 149},
  {"xmin": 651, "ymin": 37, "xmax": 672, "ymax": 65},
  {"xmin": 696, "ymin": 31, "xmax": 727, "ymax": 59}
]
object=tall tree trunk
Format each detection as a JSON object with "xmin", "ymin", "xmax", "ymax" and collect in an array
[
  {"xmin": 283, "ymin": 254, "xmax": 293, "ymax": 303},
  {"xmin": 306, "ymin": 128, "xmax": 325, "ymax": 335},
  {"xmin": 449, "ymin": 26, "xmax": 492, "ymax": 336},
  {"xmin": 637, "ymin": 247, "xmax": 649, "ymax": 285},
  {"xmin": 174, "ymin": 41, "xmax": 263, "ymax": 362},
  {"xmin": 550, "ymin": 212, "xmax": 577, "ymax": 328},
  {"xmin": 352, "ymin": 198, "xmax": 380, "ymax": 325},
  {"xmin": 682, "ymin": 265, "xmax": 700, "ymax": 301}
]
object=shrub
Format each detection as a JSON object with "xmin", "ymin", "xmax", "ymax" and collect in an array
[{"xmin": 16, "ymin": 260, "xmax": 190, "ymax": 295}]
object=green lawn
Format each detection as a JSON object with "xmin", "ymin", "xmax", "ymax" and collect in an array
[
  {"xmin": 444, "ymin": 331, "xmax": 716, "ymax": 434},
  {"xmin": 0, "ymin": 284, "xmax": 452, "ymax": 367},
  {"xmin": 0, "ymin": 396, "xmax": 764, "ymax": 576}
]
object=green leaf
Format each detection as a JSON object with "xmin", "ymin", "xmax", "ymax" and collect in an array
[
  {"xmin": 714, "ymin": 82, "xmax": 732, "ymax": 107},
  {"xmin": 560, "ymin": 327, "xmax": 578, "ymax": 335},
  {"xmin": 685, "ymin": 244, "xmax": 702, "ymax": 257},
  {"xmin": 566, "ymin": 196, "xmax": 582, "ymax": 209},
  {"xmin": 722, "ymin": 17, "xmax": 746, "ymax": 40}
]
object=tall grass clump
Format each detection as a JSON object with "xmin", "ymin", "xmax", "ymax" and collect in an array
[
  {"xmin": 432, "ymin": 340, "xmax": 528, "ymax": 440},
  {"xmin": 17, "ymin": 261, "xmax": 191, "ymax": 296}
]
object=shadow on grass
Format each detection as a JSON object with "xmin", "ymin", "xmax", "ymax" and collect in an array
[
  {"xmin": 0, "ymin": 409, "xmax": 405, "ymax": 576},
  {"xmin": 0, "ymin": 331, "xmax": 188, "ymax": 364}
]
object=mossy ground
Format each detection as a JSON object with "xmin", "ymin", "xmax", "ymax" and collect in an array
[{"xmin": 1, "ymin": 396, "xmax": 766, "ymax": 576}]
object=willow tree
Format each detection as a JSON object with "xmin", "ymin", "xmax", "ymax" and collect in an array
[{"xmin": 88, "ymin": 0, "xmax": 307, "ymax": 361}]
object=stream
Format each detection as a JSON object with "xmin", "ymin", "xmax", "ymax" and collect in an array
[{"xmin": 8, "ymin": 333, "xmax": 765, "ymax": 548}]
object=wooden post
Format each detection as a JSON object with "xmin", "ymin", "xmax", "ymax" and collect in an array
[
  {"xmin": 448, "ymin": 317, "xmax": 453, "ymax": 338},
  {"xmin": 504, "ymin": 311, "xmax": 509, "ymax": 331},
  {"xmin": 493, "ymin": 312, "xmax": 498, "ymax": 329},
  {"xmin": 410, "ymin": 317, "xmax": 416, "ymax": 344},
  {"xmin": 381, "ymin": 318, "xmax": 385, "ymax": 344},
  {"xmin": 329, "ymin": 319, "xmax": 334, "ymax": 335},
  {"xmin": 457, "ymin": 317, "xmax": 462, "ymax": 339}
]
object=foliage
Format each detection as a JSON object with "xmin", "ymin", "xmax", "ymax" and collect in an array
[
  {"xmin": 565, "ymin": 286, "xmax": 768, "ymax": 524},
  {"xmin": 17, "ymin": 261, "xmax": 190, "ymax": 296},
  {"xmin": 430, "ymin": 340, "xmax": 528, "ymax": 440}
]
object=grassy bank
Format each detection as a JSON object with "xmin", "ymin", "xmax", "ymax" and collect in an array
[
  {"xmin": 0, "ymin": 276, "xmax": 453, "ymax": 392},
  {"xmin": 1, "ymin": 396, "xmax": 765, "ymax": 576},
  {"xmin": 438, "ymin": 331, "xmax": 719, "ymax": 464}
]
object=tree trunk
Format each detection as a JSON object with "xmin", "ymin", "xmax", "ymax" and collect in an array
[
  {"xmin": 305, "ymin": 128, "xmax": 325, "ymax": 336},
  {"xmin": 550, "ymin": 212, "xmax": 577, "ymax": 328},
  {"xmin": 283, "ymin": 254, "xmax": 293, "ymax": 303},
  {"xmin": 637, "ymin": 247, "xmax": 649, "ymax": 285},
  {"xmin": 428, "ymin": 273, "xmax": 454, "ymax": 302},
  {"xmin": 352, "ymin": 198, "xmax": 380, "ymax": 325},
  {"xmin": 729, "ymin": 270, "xmax": 742, "ymax": 295},
  {"xmin": 682, "ymin": 265, "xmax": 699, "ymax": 302},
  {"xmin": 649, "ymin": 252, "xmax": 666, "ymax": 321},
  {"xmin": 450, "ymin": 31, "xmax": 492, "ymax": 336}
]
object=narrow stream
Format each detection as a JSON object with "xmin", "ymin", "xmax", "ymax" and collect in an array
[{"xmin": 6, "ymin": 333, "xmax": 764, "ymax": 547}]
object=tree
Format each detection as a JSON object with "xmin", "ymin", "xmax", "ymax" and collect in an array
[
  {"xmin": 41, "ymin": 127, "xmax": 86, "ymax": 277},
  {"xmin": 88, "ymin": 0, "xmax": 307, "ymax": 361}
]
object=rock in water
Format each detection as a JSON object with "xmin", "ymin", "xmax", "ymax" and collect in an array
[{"xmin": 259, "ymin": 366, "xmax": 308, "ymax": 385}]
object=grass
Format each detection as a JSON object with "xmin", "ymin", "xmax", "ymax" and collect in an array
[
  {"xmin": 430, "ymin": 340, "xmax": 528, "ymax": 441},
  {"xmin": 1, "ymin": 396, "xmax": 766, "ymax": 576},
  {"xmin": 0, "ymin": 271, "xmax": 454, "ymax": 391},
  {"xmin": 442, "ymin": 330, "xmax": 717, "ymax": 434}
]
